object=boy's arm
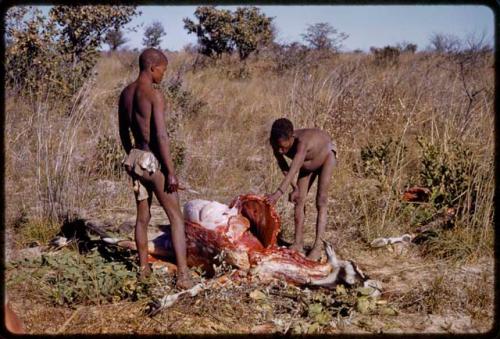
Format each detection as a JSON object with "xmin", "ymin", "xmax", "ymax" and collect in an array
[
  {"xmin": 273, "ymin": 151, "xmax": 297, "ymax": 190},
  {"xmin": 118, "ymin": 92, "xmax": 133, "ymax": 154},
  {"xmin": 151, "ymin": 90, "xmax": 178, "ymax": 191},
  {"xmin": 276, "ymin": 141, "xmax": 306, "ymax": 195}
]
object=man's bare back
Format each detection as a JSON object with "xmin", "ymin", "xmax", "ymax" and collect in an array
[{"xmin": 118, "ymin": 48, "xmax": 193, "ymax": 289}]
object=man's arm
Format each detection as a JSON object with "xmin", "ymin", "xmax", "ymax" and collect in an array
[
  {"xmin": 118, "ymin": 92, "xmax": 133, "ymax": 154},
  {"xmin": 151, "ymin": 90, "xmax": 177, "ymax": 177}
]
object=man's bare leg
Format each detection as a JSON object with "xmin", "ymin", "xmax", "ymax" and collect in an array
[
  {"xmin": 135, "ymin": 194, "xmax": 152, "ymax": 279},
  {"xmin": 149, "ymin": 171, "xmax": 194, "ymax": 289},
  {"xmin": 289, "ymin": 171, "xmax": 315, "ymax": 254},
  {"xmin": 308, "ymin": 153, "xmax": 335, "ymax": 261}
]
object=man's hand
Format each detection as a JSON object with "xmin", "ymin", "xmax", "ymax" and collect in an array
[
  {"xmin": 265, "ymin": 190, "xmax": 282, "ymax": 205},
  {"xmin": 166, "ymin": 173, "xmax": 179, "ymax": 193}
]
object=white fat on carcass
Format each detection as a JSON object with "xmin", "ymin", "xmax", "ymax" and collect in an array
[{"xmin": 183, "ymin": 199, "xmax": 238, "ymax": 230}]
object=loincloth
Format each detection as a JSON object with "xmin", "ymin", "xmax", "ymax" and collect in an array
[{"xmin": 122, "ymin": 149, "xmax": 160, "ymax": 201}]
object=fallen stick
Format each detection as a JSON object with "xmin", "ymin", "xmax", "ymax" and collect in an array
[
  {"xmin": 146, "ymin": 274, "xmax": 232, "ymax": 316},
  {"xmin": 57, "ymin": 306, "xmax": 82, "ymax": 334}
]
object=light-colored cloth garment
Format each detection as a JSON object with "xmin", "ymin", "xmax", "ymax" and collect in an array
[{"xmin": 122, "ymin": 149, "xmax": 160, "ymax": 201}]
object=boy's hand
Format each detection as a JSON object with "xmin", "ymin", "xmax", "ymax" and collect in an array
[
  {"xmin": 265, "ymin": 191, "xmax": 282, "ymax": 205},
  {"xmin": 289, "ymin": 188, "xmax": 300, "ymax": 204},
  {"xmin": 166, "ymin": 173, "xmax": 179, "ymax": 193}
]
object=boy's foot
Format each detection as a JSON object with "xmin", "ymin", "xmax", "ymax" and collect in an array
[
  {"xmin": 307, "ymin": 247, "xmax": 322, "ymax": 261},
  {"xmin": 138, "ymin": 265, "xmax": 152, "ymax": 282},
  {"xmin": 289, "ymin": 243, "xmax": 305, "ymax": 255},
  {"xmin": 176, "ymin": 272, "xmax": 195, "ymax": 290}
]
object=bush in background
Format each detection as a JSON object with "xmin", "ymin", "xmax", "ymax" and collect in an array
[
  {"xmin": 5, "ymin": 6, "xmax": 139, "ymax": 100},
  {"xmin": 183, "ymin": 6, "xmax": 273, "ymax": 60}
]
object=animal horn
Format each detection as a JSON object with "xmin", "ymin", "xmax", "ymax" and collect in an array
[
  {"xmin": 308, "ymin": 238, "xmax": 342, "ymax": 287},
  {"xmin": 320, "ymin": 237, "xmax": 338, "ymax": 267}
]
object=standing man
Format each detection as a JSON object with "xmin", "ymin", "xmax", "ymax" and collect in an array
[{"xmin": 118, "ymin": 48, "xmax": 193, "ymax": 289}]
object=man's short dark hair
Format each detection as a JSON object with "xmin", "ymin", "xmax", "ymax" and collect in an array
[
  {"xmin": 139, "ymin": 48, "xmax": 168, "ymax": 71},
  {"xmin": 270, "ymin": 118, "xmax": 294, "ymax": 142}
]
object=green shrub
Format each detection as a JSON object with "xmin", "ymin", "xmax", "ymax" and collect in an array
[
  {"xmin": 371, "ymin": 46, "xmax": 400, "ymax": 66},
  {"xmin": 5, "ymin": 6, "xmax": 138, "ymax": 100},
  {"xmin": 164, "ymin": 76, "xmax": 206, "ymax": 120},
  {"xmin": 357, "ymin": 137, "xmax": 405, "ymax": 184},
  {"xmin": 417, "ymin": 136, "xmax": 477, "ymax": 211},
  {"xmin": 9, "ymin": 248, "xmax": 157, "ymax": 307}
]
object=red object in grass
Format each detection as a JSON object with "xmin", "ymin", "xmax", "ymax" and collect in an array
[{"xmin": 402, "ymin": 186, "xmax": 431, "ymax": 202}]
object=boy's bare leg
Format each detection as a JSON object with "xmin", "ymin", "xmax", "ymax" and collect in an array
[
  {"xmin": 308, "ymin": 153, "xmax": 335, "ymax": 261},
  {"xmin": 135, "ymin": 194, "xmax": 152, "ymax": 279},
  {"xmin": 149, "ymin": 171, "xmax": 194, "ymax": 289},
  {"xmin": 290, "ymin": 171, "xmax": 316, "ymax": 253}
]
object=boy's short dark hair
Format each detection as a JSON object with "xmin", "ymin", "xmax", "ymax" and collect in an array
[
  {"xmin": 270, "ymin": 118, "xmax": 294, "ymax": 142},
  {"xmin": 139, "ymin": 48, "xmax": 168, "ymax": 71}
]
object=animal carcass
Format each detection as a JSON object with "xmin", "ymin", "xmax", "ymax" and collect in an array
[{"xmin": 108, "ymin": 195, "xmax": 367, "ymax": 288}]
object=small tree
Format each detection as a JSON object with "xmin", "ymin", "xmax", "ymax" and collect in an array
[
  {"xmin": 183, "ymin": 6, "xmax": 235, "ymax": 58},
  {"xmin": 428, "ymin": 32, "xmax": 461, "ymax": 53},
  {"xmin": 463, "ymin": 31, "xmax": 492, "ymax": 54},
  {"xmin": 301, "ymin": 22, "xmax": 348, "ymax": 52},
  {"xmin": 184, "ymin": 6, "xmax": 274, "ymax": 60},
  {"xmin": 105, "ymin": 27, "xmax": 128, "ymax": 51},
  {"xmin": 50, "ymin": 6, "xmax": 138, "ymax": 63},
  {"xmin": 142, "ymin": 21, "xmax": 166, "ymax": 48},
  {"xmin": 232, "ymin": 6, "xmax": 274, "ymax": 60},
  {"xmin": 396, "ymin": 41, "xmax": 417, "ymax": 53}
]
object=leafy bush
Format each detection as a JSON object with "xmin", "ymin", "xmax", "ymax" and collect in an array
[
  {"xmin": 9, "ymin": 248, "xmax": 156, "ymax": 307},
  {"xmin": 395, "ymin": 41, "xmax": 418, "ymax": 53},
  {"xmin": 164, "ymin": 75, "xmax": 206, "ymax": 120},
  {"xmin": 416, "ymin": 136, "xmax": 477, "ymax": 211},
  {"xmin": 41, "ymin": 250, "xmax": 152, "ymax": 305},
  {"xmin": 357, "ymin": 137, "xmax": 405, "ymax": 183},
  {"xmin": 161, "ymin": 75, "xmax": 207, "ymax": 170},
  {"xmin": 371, "ymin": 46, "xmax": 400, "ymax": 66},
  {"xmin": 5, "ymin": 6, "xmax": 138, "ymax": 100},
  {"xmin": 270, "ymin": 42, "xmax": 309, "ymax": 74}
]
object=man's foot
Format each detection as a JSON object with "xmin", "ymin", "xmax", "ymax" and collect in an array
[
  {"xmin": 289, "ymin": 242, "xmax": 305, "ymax": 255},
  {"xmin": 176, "ymin": 272, "xmax": 195, "ymax": 290},
  {"xmin": 307, "ymin": 246, "xmax": 322, "ymax": 261}
]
